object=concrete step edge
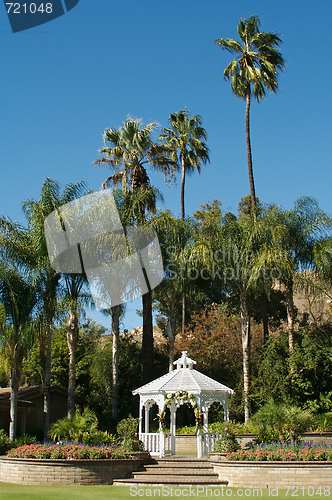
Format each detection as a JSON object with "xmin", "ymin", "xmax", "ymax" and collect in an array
[
  {"xmin": 134, "ymin": 471, "xmax": 218, "ymax": 476},
  {"xmin": 113, "ymin": 479, "xmax": 228, "ymax": 486}
]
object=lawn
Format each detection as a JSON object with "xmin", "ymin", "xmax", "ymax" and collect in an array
[{"xmin": 0, "ymin": 482, "xmax": 330, "ymax": 500}]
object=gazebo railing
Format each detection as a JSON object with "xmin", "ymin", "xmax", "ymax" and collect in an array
[
  {"xmin": 139, "ymin": 432, "xmax": 171, "ymax": 456},
  {"xmin": 140, "ymin": 431, "xmax": 222, "ymax": 456},
  {"xmin": 203, "ymin": 432, "xmax": 222, "ymax": 453}
]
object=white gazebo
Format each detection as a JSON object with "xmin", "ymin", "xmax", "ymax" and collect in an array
[{"xmin": 132, "ymin": 351, "xmax": 234, "ymax": 458}]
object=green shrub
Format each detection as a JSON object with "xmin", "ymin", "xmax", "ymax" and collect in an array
[
  {"xmin": 212, "ymin": 424, "xmax": 239, "ymax": 453},
  {"xmin": 14, "ymin": 434, "xmax": 37, "ymax": 446},
  {"xmin": 250, "ymin": 401, "xmax": 313, "ymax": 443},
  {"xmin": 313, "ymin": 412, "xmax": 332, "ymax": 432},
  {"xmin": 49, "ymin": 407, "xmax": 99, "ymax": 443},
  {"xmin": 0, "ymin": 429, "xmax": 10, "ymax": 456},
  {"xmin": 209, "ymin": 420, "xmax": 252, "ymax": 436},
  {"xmin": 176, "ymin": 426, "xmax": 196, "ymax": 435},
  {"xmin": 81, "ymin": 430, "xmax": 117, "ymax": 445},
  {"xmin": 117, "ymin": 415, "xmax": 143, "ymax": 452}
]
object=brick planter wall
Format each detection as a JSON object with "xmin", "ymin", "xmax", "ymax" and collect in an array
[
  {"xmin": 211, "ymin": 461, "xmax": 332, "ymax": 488},
  {"xmin": 0, "ymin": 455, "xmax": 152, "ymax": 485}
]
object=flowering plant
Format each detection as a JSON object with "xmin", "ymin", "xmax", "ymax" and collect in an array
[
  {"xmin": 212, "ymin": 423, "xmax": 239, "ymax": 453},
  {"xmin": 227, "ymin": 443, "xmax": 332, "ymax": 461},
  {"xmin": 6, "ymin": 443, "xmax": 128, "ymax": 460}
]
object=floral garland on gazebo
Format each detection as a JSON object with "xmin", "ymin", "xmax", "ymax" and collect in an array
[{"xmin": 157, "ymin": 390, "xmax": 202, "ymax": 433}]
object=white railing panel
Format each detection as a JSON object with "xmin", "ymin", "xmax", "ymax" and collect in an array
[
  {"xmin": 139, "ymin": 432, "xmax": 160, "ymax": 455},
  {"xmin": 203, "ymin": 432, "xmax": 221, "ymax": 453}
]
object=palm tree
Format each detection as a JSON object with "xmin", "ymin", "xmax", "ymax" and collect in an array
[
  {"xmin": 122, "ymin": 186, "xmax": 163, "ymax": 384},
  {"xmin": 23, "ymin": 178, "xmax": 87, "ymax": 432},
  {"xmin": 62, "ymin": 274, "xmax": 91, "ymax": 417},
  {"xmin": 212, "ymin": 211, "xmax": 286, "ymax": 422},
  {"xmin": 160, "ymin": 110, "xmax": 210, "ymax": 221},
  {"xmin": 215, "ymin": 16, "xmax": 285, "ymax": 221},
  {"xmin": 111, "ymin": 303, "xmax": 121, "ymax": 420},
  {"xmin": 0, "ymin": 265, "xmax": 40, "ymax": 440},
  {"xmin": 94, "ymin": 118, "xmax": 173, "ymax": 193}
]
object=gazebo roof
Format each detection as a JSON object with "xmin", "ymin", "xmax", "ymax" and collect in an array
[{"xmin": 133, "ymin": 351, "xmax": 234, "ymax": 396}]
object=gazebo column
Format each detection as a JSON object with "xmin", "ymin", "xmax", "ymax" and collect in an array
[
  {"xmin": 224, "ymin": 398, "xmax": 229, "ymax": 421},
  {"xmin": 145, "ymin": 405, "xmax": 150, "ymax": 434},
  {"xmin": 196, "ymin": 400, "xmax": 203, "ymax": 458},
  {"xmin": 138, "ymin": 401, "xmax": 143, "ymax": 435},
  {"xmin": 203, "ymin": 410, "xmax": 208, "ymax": 434},
  {"xmin": 197, "ymin": 428, "xmax": 203, "ymax": 458},
  {"xmin": 170, "ymin": 400, "xmax": 176, "ymax": 455},
  {"xmin": 158, "ymin": 402, "xmax": 165, "ymax": 458}
]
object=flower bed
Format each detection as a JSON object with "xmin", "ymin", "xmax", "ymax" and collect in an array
[
  {"xmin": 227, "ymin": 444, "xmax": 332, "ymax": 461},
  {"xmin": 0, "ymin": 444, "xmax": 152, "ymax": 485},
  {"xmin": 6, "ymin": 443, "xmax": 127, "ymax": 460}
]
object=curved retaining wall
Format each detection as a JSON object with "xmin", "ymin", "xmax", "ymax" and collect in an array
[
  {"xmin": 211, "ymin": 461, "xmax": 332, "ymax": 488},
  {"xmin": 0, "ymin": 455, "xmax": 151, "ymax": 485}
]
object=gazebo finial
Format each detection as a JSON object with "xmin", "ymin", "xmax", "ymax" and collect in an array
[{"xmin": 173, "ymin": 351, "xmax": 196, "ymax": 370}]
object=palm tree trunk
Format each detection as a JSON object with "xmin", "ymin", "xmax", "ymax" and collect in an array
[
  {"xmin": 240, "ymin": 291, "xmax": 251, "ymax": 423},
  {"xmin": 142, "ymin": 291, "xmax": 154, "ymax": 384},
  {"xmin": 180, "ymin": 154, "xmax": 187, "ymax": 334},
  {"xmin": 43, "ymin": 325, "xmax": 52, "ymax": 440},
  {"xmin": 286, "ymin": 282, "xmax": 295, "ymax": 352},
  {"xmin": 112, "ymin": 304, "xmax": 121, "ymax": 421},
  {"xmin": 67, "ymin": 309, "xmax": 79, "ymax": 418},
  {"xmin": 9, "ymin": 366, "xmax": 20, "ymax": 441},
  {"xmin": 167, "ymin": 314, "xmax": 176, "ymax": 372},
  {"xmin": 180, "ymin": 154, "xmax": 186, "ymax": 220},
  {"xmin": 261, "ymin": 293, "xmax": 269, "ymax": 343},
  {"xmin": 43, "ymin": 270, "xmax": 59, "ymax": 439},
  {"xmin": 245, "ymin": 89, "xmax": 257, "ymax": 223},
  {"xmin": 181, "ymin": 288, "xmax": 186, "ymax": 334},
  {"xmin": 286, "ymin": 281, "xmax": 295, "ymax": 401}
]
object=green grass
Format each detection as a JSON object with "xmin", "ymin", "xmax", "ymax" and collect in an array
[{"xmin": 0, "ymin": 482, "xmax": 330, "ymax": 500}]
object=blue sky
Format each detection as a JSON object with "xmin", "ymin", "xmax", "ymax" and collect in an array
[{"xmin": 1, "ymin": 0, "xmax": 332, "ymax": 331}]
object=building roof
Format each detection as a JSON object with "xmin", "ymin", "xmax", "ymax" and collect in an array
[
  {"xmin": 0, "ymin": 384, "xmax": 84, "ymax": 404},
  {"xmin": 133, "ymin": 351, "xmax": 234, "ymax": 396}
]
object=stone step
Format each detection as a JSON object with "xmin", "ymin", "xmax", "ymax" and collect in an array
[
  {"xmin": 134, "ymin": 470, "xmax": 218, "ymax": 477},
  {"xmin": 113, "ymin": 457, "xmax": 228, "ymax": 487},
  {"xmin": 148, "ymin": 463, "xmax": 212, "ymax": 468},
  {"xmin": 151, "ymin": 460, "xmax": 210, "ymax": 466},
  {"xmin": 113, "ymin": 478, "xmax": 228, "ymax": 486}
]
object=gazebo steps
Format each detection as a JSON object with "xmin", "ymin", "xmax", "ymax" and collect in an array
[
  {"xmin": 114, "ymin": 479, "xmax": 227, "ymax": 486},
  {"xmin": 113, "ymin": 458, "xmax": 228, "ymax": 486}
]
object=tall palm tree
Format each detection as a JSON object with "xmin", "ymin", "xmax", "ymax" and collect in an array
[
  {"xmin": 160, "ymin": 110, "xmax": 209, "ymax": 334},
  {"xmin": 160, "ymin": 110, "xmax": 210, "ymax": 221},
  {"xmin": 61, "ymin": 274, "xmax": 91, "ymax": 417},
  {"xmin": 95, "ymin": 118, "xmax": 173, "ymax": 193},
  {"xmin": 0, "ymin": 265, "xmax": 40, "ymax": 440},
  {"xmin": 210, "ymin": 210, "xmax": 287, "ymax": 422},
  {"xmin": 23, "ymin": 178, "xmax": 87, "ymax": 433},
  {"xmin": 215, "ymin": 16, "xmax": 285, "ymax": 221}
]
